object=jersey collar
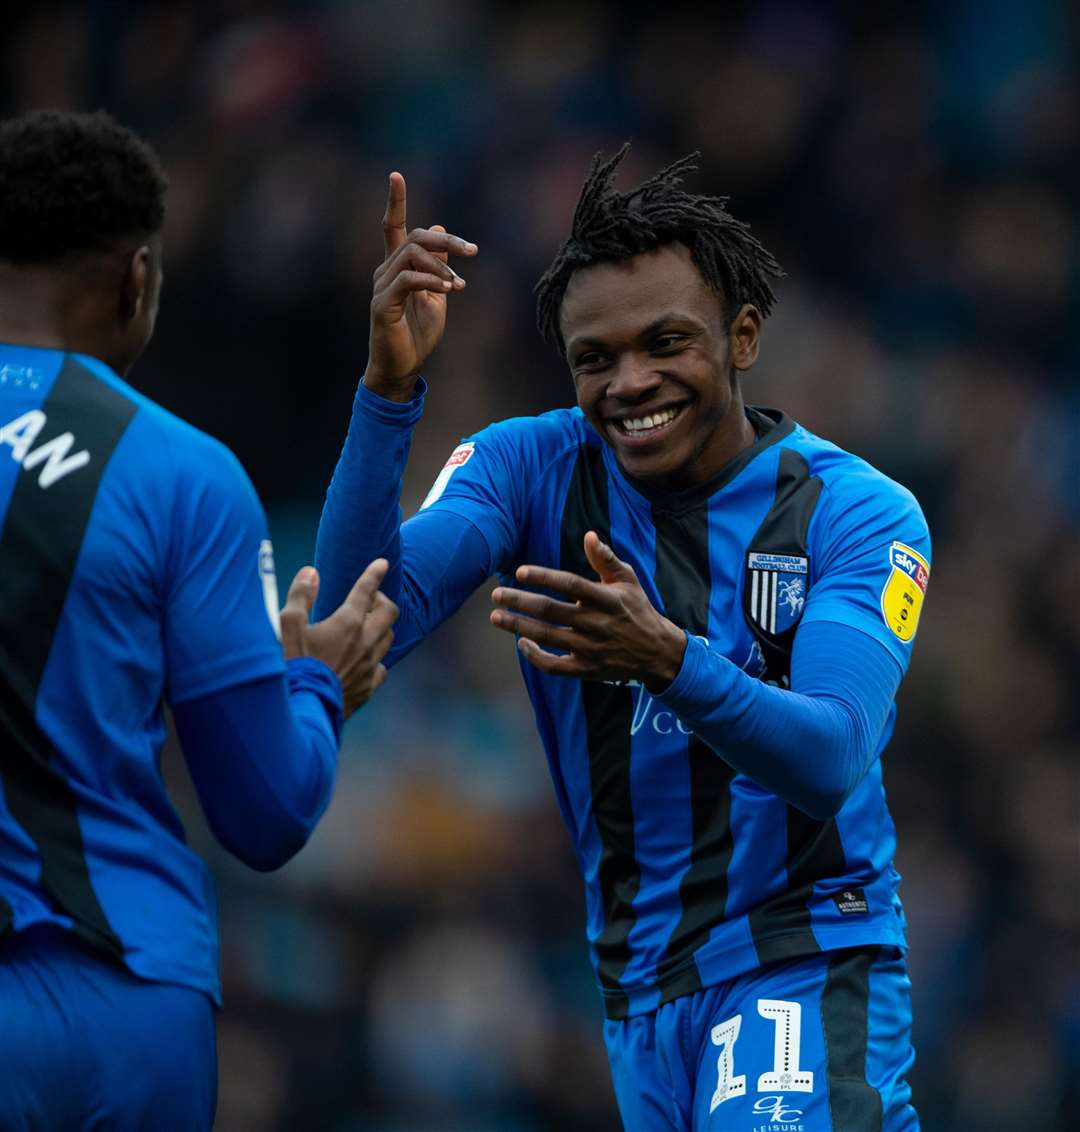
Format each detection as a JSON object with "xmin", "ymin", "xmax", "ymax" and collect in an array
[{"xmin": 605, "ymin": 405, "xmax": 795, "ymax": 514}]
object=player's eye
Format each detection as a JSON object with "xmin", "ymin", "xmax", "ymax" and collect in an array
[
  {"xmin": 574, "ymin": 351, "xmax": 609, "ymax": 370},
  {"xmin": 651, "ymin": 334, "xmax": 686, "ymax": 354}
]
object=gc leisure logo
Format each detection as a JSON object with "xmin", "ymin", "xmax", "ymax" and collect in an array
[{"xmin": 751, "ymin": 1095, "xmax": 805, "ymax": 1131}]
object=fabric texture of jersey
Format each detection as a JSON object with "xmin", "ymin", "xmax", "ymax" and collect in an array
[
  {"xmin": 604, "ymin": 944, "xmax": 917, "ymax": 1131},
  {"xmin": 0, "ymin": 925, "xmax": 216, "ymax": 1131},
  {"xmin": 417, "ymin": 402, "xmax": 930, "ymax": 1020},
  {"xmin": 0, "ymin": 345, "xmax": 286, "ymax": 1004}
]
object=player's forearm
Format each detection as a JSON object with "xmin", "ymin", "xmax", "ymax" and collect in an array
[
  {"xmin": 656, "ymin": 621, "xmax": 900, "ymax": 819},
  {"xmin": 313, "ymin": 378, "xmax": 427, "ymax": 620},
  {"xmin": 175, "ymin": 659, "xmax": 342, "ymax": 871}
]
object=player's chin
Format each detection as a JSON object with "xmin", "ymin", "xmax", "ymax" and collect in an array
[{"xmin": 612, "ymin": 443, "xmax": 691, "ymax": 485}]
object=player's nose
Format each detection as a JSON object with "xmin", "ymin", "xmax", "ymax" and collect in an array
[{"xmin": 607, "ymin": 355, "xmax": 662, "ymax": 401}]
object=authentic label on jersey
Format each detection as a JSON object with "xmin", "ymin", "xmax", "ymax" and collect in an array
[
  {"xmin": 259, "ymin": 539, "xmax": 281, "ymax": 640},
  {"xmin": 880, "ymin": 541, "xmax": 929, "ymax": 641},
  {"xmin": 747, "ymin": 552, "xmax": 808, "ymax": 635},
  {"xmin": 833, "ymin": 888, "xmax": 869, "ymax": 915},
  {"xmin": 420, "ymin": 441, "xmax": 475, "ymax": 510}
]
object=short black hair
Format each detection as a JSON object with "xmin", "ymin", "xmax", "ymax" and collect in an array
[
  {"xmin": 0, "ymin": 109, "xmax": 167, "ymax": 264},
  {"xmin": 536, "ymin": 144, "xmax": 784, "ymax": 349}
]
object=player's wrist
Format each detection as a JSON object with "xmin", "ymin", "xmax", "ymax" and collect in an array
[
  {"xmin": 643, "ymin": 619, "xmax": 689, "ymax": 693},
  {"xmin": 362, "ymin": 366, "xmax": 420, "ymax": 403}
]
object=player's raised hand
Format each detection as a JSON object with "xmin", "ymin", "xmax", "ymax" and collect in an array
[
  {"xmin": 364, "ymin": 172, "xmax": 478, "ymax": 402},
  {"xmin": 280, "ymin": 560, "xmax": 398, "ymax": 716},
  {"xmin": 489, "ymin": 531, "xmax": 688, "ymax": 690}
]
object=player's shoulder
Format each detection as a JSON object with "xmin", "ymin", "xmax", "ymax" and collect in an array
[
  {"xmin": 73, "ymin": 353, "xmax": 251, "ymax": 492},
  {"xmin": 786, "ymin": 418, "xmax": 923, "ymax": 516},
  {"xmin": 781, "ymin": 417, "xmax": 929, "ymax": 562},
  {"xmin": 470, "ymin": 405, "xmax": 587, "ymax": 445},
  {"xmin": 468, "ymin": 405, "xmax": 592, "ymax": 465}
]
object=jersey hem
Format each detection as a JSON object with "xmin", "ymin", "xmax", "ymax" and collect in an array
[
  {"xmin": 599, "ymin": 921, "xmax": 907, "ymax": 1019},
  {"xmin": 124, "ymin": 952, "xmax": 223, "ymax": 1008},
  {"xmin": 2, "ymin": 917, "xmax": 223, "ymax": 1007}
]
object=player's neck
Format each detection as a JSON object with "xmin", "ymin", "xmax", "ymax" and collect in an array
[
  {"xmin": 688, "ymin": 394, "xmax": 759, "ymax": 486},
  {"xmin": 0, "ymin": 265, "xmax": 106, "ymax": 360}
]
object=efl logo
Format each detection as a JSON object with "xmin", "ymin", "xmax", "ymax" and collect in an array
[
  {"xmin": 444, "ymin": 444, "xmax": 474, "ymax": 469},
  {"xmin": 258, "ymin": 539, "xmax": 281, "ymax": 640},
  {"xmin": 421, "ymin": 442, "xmax": 476, "ymax": 509}
]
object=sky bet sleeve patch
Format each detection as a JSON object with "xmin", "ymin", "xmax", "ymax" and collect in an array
[{"xmin": 880, "ymin": 541, "xmax": 930, "ymax": 641}]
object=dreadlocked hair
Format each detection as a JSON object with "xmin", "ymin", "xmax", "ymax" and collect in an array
[
  {"xmin": 0, "ymin": 109, "xmax": 167, "ymax": 264},
  {"xmin": 535, "ymin": 143, "xmax": 784, "ymax": 349}
]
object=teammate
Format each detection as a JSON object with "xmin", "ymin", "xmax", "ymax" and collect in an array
[
  {"xmin": 0, "ymin": 110, "xmax": 396, "ymax": 1130},
  {"xmin": 315, "ymin": 147, "xmax": 930, "ymax": 1130}
]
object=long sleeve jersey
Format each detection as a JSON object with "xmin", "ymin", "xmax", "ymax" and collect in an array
[{"xmin": 315, "ymin": 380, "xmax": 931, "ymax": 1019}]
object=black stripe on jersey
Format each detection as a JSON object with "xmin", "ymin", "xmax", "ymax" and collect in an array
[
  {"xmin": 743, "ymin": 447, "xmax": 822, "ymax": 686},
  {"xmin": 742, "ymin": 445, "xmax": 843, "ymax": 964},
  {"xmin": 749, "ymin": 806, "xmax": 846, "ymax": 964},
  {"xmin": 560, "ymin": 443, "xmax": 637, "ymax": 1020},
  {"xmin": 651, "ymin": 500, "xmax": 736, "ymax": 1005},
  {"xmin": 0, "ymin": 356, "xmax": 136, "ymax": 959},
  {"xmin": 821, "ymin": 947, "xmax": 884, "ymax": 1132}
]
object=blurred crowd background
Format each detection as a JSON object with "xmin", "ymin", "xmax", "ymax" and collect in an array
[{"xmin": 5, "ymin": 1, "xmax": 1079, "ymax": 1129}]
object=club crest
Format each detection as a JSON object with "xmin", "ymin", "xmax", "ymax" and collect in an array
[
  {"xmin": 881, "ymin": 541, "xmax": 929, "ymax": 641},
  {"xmin": 746, "ymin": 552, "xmax": 808, "ymax": 635}
]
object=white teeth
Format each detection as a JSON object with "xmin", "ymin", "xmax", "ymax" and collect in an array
[{"xmin": 620, "ymin": 408, "xmax": 678, "ymax": 435}]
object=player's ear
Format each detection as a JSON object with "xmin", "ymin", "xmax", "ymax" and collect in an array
[
  {"xmin": 119, "ymin": 245, "xmax": 153, "ymax": 323},
  {"xmin": 730, "ymin": 304, "xmax": 762, "ymax": 372}
]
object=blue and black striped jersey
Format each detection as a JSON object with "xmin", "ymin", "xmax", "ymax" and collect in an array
[
  {"xmin": 0, "ymin": 345, "xmax": 285, "ymax": 1003},
  {"xmin": 420, "ymin": 404, "xmax": 930, "ymax": 1019}
]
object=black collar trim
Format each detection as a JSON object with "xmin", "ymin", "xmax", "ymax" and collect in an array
[{"xmin": 614, "ymin": 406, "xmax": 795, "ymax": 513}]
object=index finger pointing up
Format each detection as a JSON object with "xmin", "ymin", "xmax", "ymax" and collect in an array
[{"xmin": 382, "ymin": 172, "xmax": 407, "ymax": 258}]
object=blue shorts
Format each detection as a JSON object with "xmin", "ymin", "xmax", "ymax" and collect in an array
[
  {"xmin": 0, "ymin": 926, "xmax": 217, "ymax": 1130},
  {"xmin": 604, "ymin": 946, "xmax": 918, "ymax": 1132}
]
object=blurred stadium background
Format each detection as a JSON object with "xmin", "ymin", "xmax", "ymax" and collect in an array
[{"xmin": 5, "ymin": 2, "xmax": 1078, "ymax": 1129}]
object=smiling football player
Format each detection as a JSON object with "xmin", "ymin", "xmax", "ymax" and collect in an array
[{"xmin": 316, "ymin": 146, "xmax": 930, "ymax": 1132}]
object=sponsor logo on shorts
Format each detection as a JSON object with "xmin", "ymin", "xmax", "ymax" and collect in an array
[{"xmin": 751, "ymin": 1095, "xmax": 805, "ymax": 1131}]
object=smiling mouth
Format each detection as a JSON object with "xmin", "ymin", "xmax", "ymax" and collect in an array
[{"xmin": 611, "ymin": 405, "xmax": 685, "ymax": 440}]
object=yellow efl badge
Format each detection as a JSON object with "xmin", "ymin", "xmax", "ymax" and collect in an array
[{"xmin": 880, "ymin": 542, "xmax": 929, "ymax": 641}]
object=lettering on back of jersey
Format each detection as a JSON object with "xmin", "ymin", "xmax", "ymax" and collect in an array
[
  {"xmin": 880, "ymin": 541, "xmax": 929, "ymax": 641},
  {"xmin": 420, "ymin": 441, "xmax": 475, "ymax": 510},
  {"xmin": 0, "ymin": 409, "xmax": 91, "ymax": 488}
]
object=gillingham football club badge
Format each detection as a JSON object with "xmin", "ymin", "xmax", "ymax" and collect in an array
[
  {"xmin": 880, "ymin": 541, "xmax": 929, "ymax": 641},
  {"xmin": 746, "ymin": 552, "xmax": 808, "ymax": 635}
]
